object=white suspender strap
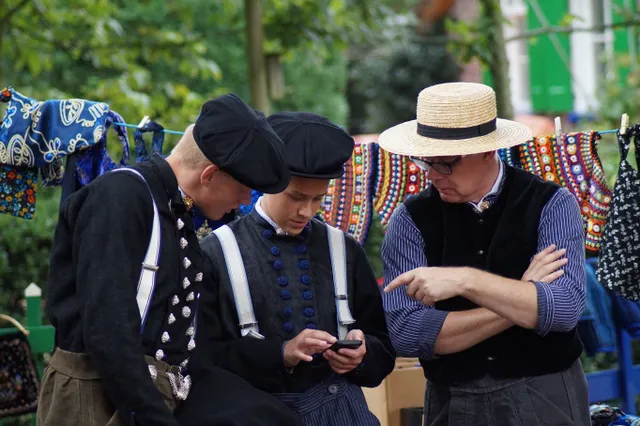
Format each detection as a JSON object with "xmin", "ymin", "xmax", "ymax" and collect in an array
[
  {"xmin": 327, "ymin": 225, "xmax": 355, "ymax": 340},
  {"xmin": 212, "ymin": 225, "xmax": 264, "ymax": 339},
  {"xmin": 111, "ymin": 168, "xmax": 161, "ymax": 333}
]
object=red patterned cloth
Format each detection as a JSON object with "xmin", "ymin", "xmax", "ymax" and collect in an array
[
  {"xmin": 519, "ymin": 131, "xmax": 612, "ymax": 252},
  {"xmin": 319, "ymin": 141, "xmax": 377, "ymax": 244},
  {"xmin": 373, "ymin": 146, "xmax": 430, "ymax": 228}
]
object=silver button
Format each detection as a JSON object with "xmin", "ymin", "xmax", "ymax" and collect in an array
[
  {"xmin": 183, "ymin": 257, "xmax": 192, "ymax": 269},
  {"xmin": 172, "ymin": 295, "xmax": 180, "ymax": 306},
  {"xmin": 195, "ymin": 272, "xmax": 203, "ymax": 282},
  {"xmin": 188, "ymin": 339, "xmax": 196, "ymax": 351},
  {"xmin": 186, "ymin": 292, "xmax": 195, "ymax": 302},
  {"xmin": 161, "ymin": 331, "xmax": 171, "ymax": 343},
  {"xmin": 155, "ymin": 349, "xmax": 165, "ymax": 361},
  {"xmin": 182, "ymin": 306, "xmax": 192, "ymax": 318},
  {"xmin": 183, "ymin": 277, "xmax": 191, "ymax": 289},
  {"xmin": 180, "ymin": 237, "xmax": 188, "ymax": 249},
  {"xmin": 186, "ymin": 326, "xmax": 195, "ymax": 337},
  {"xmin": 328, "ymin": 384, "xmax": 339, "ymax": 395},
  {"xmin": 487, "ymin": 356, "xmax": 494, "ymax": 361},
  {"xmin": 168, "ymin": 314, "xmax": 176, "ymax": 325},
  {"xmin": 148, "ymin": 365, "xmax": 158, "ymax": 381},
  {"xmin": 477, "ymin": 249, "xmax": 484, "ymax": 255},
  {"xmin": 177, "ymin": 218, "xmax": 185, "ymax": 230}
]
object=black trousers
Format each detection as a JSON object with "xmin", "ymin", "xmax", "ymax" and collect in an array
[
  {"xmin": 174, "ymin": 364, "xmax": 303, "ymax": 426},
  {"xmin": 423, "ymin": 360, "xmax": 590, "ymax": 426}
]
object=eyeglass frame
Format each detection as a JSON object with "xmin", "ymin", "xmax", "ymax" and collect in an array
[{"xmin": 409, "ymin": 155, "xmax": 463, "ymax": 175}]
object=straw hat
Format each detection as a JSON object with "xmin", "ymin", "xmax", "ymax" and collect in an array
[{"xmin": 377, "ymin": 82, "xmax": 533, "ymax": 157}]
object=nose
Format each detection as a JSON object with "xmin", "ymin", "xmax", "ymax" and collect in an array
[
  {"xmin": 425, "ymin": 167, "xmax": 444, "ymax": 181},
  {"xmin": 298, "ymin": 201, "xmax": 314, "ymax": 219}
]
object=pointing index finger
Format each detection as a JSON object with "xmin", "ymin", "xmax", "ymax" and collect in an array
[{"xmin": 384, "ymin": 270, "xmax": 414, "ymax": 293}]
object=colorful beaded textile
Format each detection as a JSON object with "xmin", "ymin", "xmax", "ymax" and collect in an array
[
  {"xmin": 0, "ymin": 164, "xmax": 37, "ymax": 219},
  {"xmin": 497, "ymin": 146, "xmax": 523, "ymax": 168},
  {"xmin": 373, "ymin": 145, "xmax": 430, "ymax": 228},
  {"xmin": 319, "ymin": 141, "xmax": 377, "ymax": 244},
  {"xmin": 519, "ymin": 131, "xmax": 612, "ymax": 253}
]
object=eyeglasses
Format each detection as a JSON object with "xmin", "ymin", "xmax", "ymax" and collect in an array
[{"xmin": 409, "ymin": 156, "xmax": 462, "ymax": 175}]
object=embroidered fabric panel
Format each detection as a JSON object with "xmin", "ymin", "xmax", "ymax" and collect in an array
[
  {"xmin": 0, "ymin": 87, "xmax": 109, "ymax": 183},
  {"xmin": 76, "ymin": 110, "xmax": 130, "ymax": 186},
  {"xmin": 319, "ymin": 141, "xmax": 376, "ymax": 245},
  {"xmin": 373, "ymin": 145, "xmax": 430, "ymax": 228},
  {"xmin": 0, "ymin": 164, "xmax": 37, "ymax": 219},
  {"xmin": 519, "ymin": 132, "xmax": 612, "ymax": 253}
]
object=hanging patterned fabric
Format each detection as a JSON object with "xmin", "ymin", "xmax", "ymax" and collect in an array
[
  {"xmin": 0, "ymin": 329, "xmax": 40, "ymax": 418},
  {"xmin": 589, "ymin": 403, "xmax": 640, "ymax": 425},
  {"xmin": 0, "ymin": 87, "xmax": 111, "ymax": 218},
  {"xmin": 497, "ymin": 145, "xmax": 522, "ymax": 168},
  {"xmin": 519, "ymin": 131, "xmax": 612, "ymax": 253},
  {"xmin": 597, "ymin": 126, "xmax": 640, "ymax": 301},
  {"xmin": 133, "ymin": 120, "xmax": 164, "ymax": 163},
  {"xmin": 373, "ymin": 145, "xmax": 430, "ymax": 227},
  {"xmin": 319, "ymin": 141, "xmax": 377, "ymax": 245}
]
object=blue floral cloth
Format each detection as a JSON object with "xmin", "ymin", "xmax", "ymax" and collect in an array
[{"xmin": 1, "ymin": 87, "xmax": 113, "ymax": 218}]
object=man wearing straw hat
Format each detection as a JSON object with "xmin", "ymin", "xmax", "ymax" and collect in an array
[{"xmin": 381, "ymin": 82, "xmax": 589, "ymax": 425}]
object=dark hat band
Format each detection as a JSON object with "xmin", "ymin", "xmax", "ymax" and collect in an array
[{"xmin": 417, "ymin": 118, "xmax": 497, "ymax": 140}]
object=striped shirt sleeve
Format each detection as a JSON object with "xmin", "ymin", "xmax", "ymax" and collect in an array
[
  {"xmin": 533, "ymin": 187, "xmax": 587, "ymax": 335},
  {"xmin": 381, "ymin": 204, "xmax": 448, "ymax": 360}
]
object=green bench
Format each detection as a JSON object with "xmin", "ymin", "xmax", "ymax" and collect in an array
[{"xmin": 0, "ymin": 283, "xmax": 55, "ymax": 425}]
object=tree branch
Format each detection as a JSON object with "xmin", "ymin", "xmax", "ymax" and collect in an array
[
  {"xmin": 505, "ymin": 19, "xmax": 639, "ymax": 42},
  {"xmin": 0, "ymin": 0, "xmax": 32, "ymax": 27}
]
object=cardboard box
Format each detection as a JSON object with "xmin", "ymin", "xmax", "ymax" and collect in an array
[{"xmin": 363, "ymin": 358, "xmax": 426, "ymax": 426}]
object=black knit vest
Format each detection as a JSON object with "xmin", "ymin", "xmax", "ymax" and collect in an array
[{"xmin": 404, "ymin": 165, "xmax": 583, "ymax": 384}]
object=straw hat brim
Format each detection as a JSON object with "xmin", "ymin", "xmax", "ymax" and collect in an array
[{"xmin": 377, "ymin": 118, "xmax": 533, "ymax": 157}]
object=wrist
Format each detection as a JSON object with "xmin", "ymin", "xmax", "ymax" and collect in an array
[
  {"xmin": 458, "ymin": 267, "xmax": 477, "ymax": 297},
  {"xmin": 282, "ymin": 341, "xmax": 299, "ymax": 369}
]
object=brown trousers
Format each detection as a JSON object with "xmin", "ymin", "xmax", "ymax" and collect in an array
[{"xmin": 36, "ymin": 348, "xmax": 178, "ymax": 426}]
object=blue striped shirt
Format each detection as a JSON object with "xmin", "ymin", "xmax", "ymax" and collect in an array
[{"xmin": 381, "ymin": 177, "xmax": 587, "ymax": 360}]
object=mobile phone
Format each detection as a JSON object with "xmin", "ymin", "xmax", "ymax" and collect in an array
[{"xmin": 327, "ymin": 339, "xmax": 363, "ymax": 352}]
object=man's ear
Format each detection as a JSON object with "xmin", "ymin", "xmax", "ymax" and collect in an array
[
  {"xmin": 484, "ymin": 150, "xmax": 497, "ymax": 160},
  {"xmin": 200, "ymin": 164, "xmax": 219, "ymax": 186}
]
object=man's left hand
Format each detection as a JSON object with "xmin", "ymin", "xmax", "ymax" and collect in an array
[
  {"xmin": 323, "ymin": 329, "xmax": 366, "ymax": 374},
  {"xmin": 384, "ymin": 267, "xmax": 469, "ymax": 305}
]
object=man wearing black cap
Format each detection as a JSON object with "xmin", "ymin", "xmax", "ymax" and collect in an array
[
  {"xmin": 195, "ymin": 112, "xmax": 396, "ymax": 425},
  {"xmin": 38, "ymin": 94, "xmax": 302, "ymax": 426}
]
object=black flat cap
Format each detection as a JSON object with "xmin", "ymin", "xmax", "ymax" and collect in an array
[
  {"xmin": 193, "ymin": 94, "xmax": 290, "ymax": 193},
  {"xmin": 267, "ymin": 112, "xmax": 354, "ymax": 179}
]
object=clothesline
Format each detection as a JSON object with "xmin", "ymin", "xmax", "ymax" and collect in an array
[
  {"xmin": 112, "ymin": 121, "xmax": 622, "ymax": 137},
  {"xmin": 113, "ymin": 122, "xmax": 185, "ymax": 135}
]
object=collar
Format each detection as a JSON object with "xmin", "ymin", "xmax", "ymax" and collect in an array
[
  {"xmin": 468, "ymin": 159, "xmax": 504, "ymax": 212},
  {"xmin": 255, "ymin": 196, "xmax": 292, "ymax": 236},
  {"xmin": 150, "ymin": 154, "xmax": 188, "ymax": 213}
]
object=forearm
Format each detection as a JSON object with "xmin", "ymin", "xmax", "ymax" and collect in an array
[
  {"xmin": 460, "ymin": 268, "xmax": 538, "ymax": 329},
  {"xmin": 434, "ymin": 307, "xmax": 512, "ymax": 355}
]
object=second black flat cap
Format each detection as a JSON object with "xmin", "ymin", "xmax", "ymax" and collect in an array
[
  {"xmin": 267, "ymin": 111, "xmax": 355, "ymax": 179},
  {"xmin": 193, "ymin": 93, "xmax": 290, "ymax": 193}
]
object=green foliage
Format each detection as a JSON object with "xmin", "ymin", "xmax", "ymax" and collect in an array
[
  {"xmin": 0, "ymin": 187, "xmax": 60, "ymax": 320},
  {"xmin": 349, "ymin": 17, "xmax": 460, "ymax": 133},
  {"xmin": 598, "ymin": 53, "xmax": 640, "ymax": 129},
  {"xmin": 363, "ymin": 216, "xmax": 385, "ymax": 278}
]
